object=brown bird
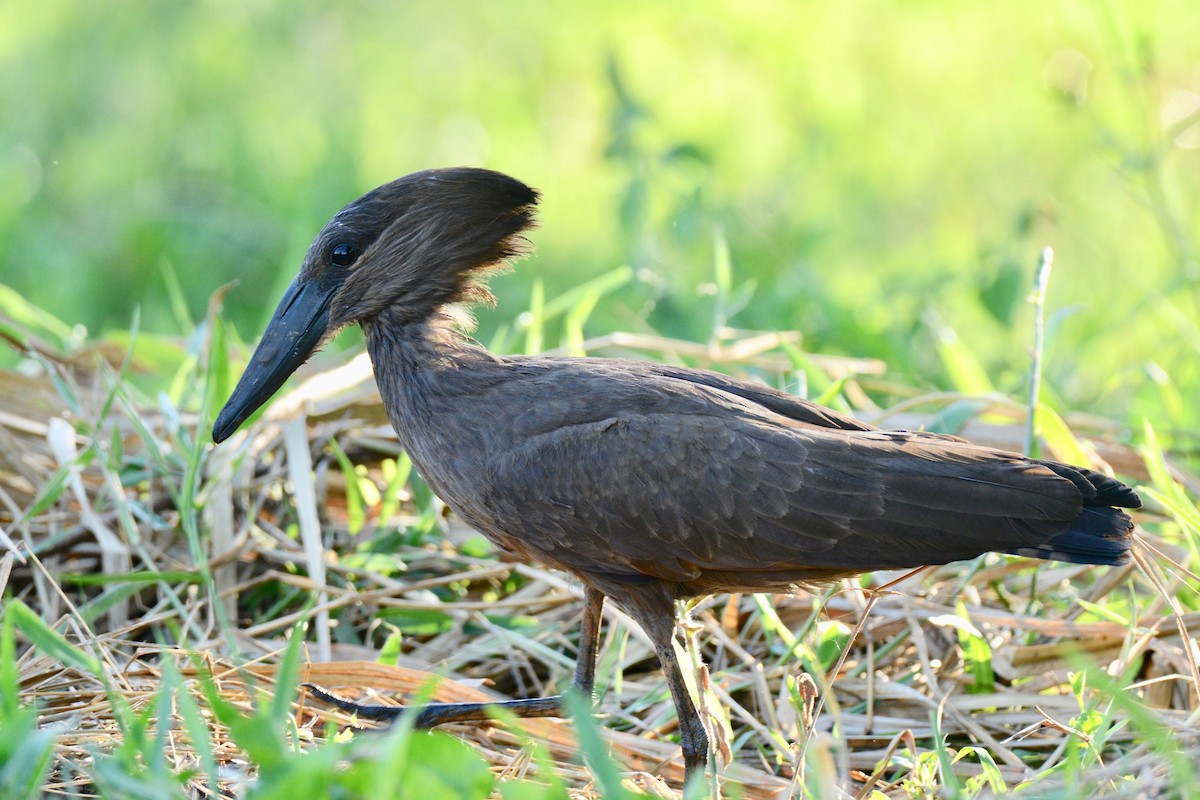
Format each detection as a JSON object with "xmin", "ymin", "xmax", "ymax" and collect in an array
[{"xmin": 213, "ymin": 167, "xmax": 1140, "ymax": 781}]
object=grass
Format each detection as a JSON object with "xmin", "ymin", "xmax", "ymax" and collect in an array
[{"xmin": 1, "ymin": 272, "xmax": 1198, "ymax": 798}]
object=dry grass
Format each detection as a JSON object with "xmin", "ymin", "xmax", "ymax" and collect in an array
[{"xmin": 2, "ymin": 322, "xmax": 1199, "ymax": 799}]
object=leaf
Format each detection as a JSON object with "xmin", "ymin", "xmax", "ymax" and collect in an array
[
  {"xmin": 1034, "ymin": 403, "xmax": 1091, "ymax": 467},
  {"xmin": 925, "ymin": 399, "xmax": 985, "ymax": 435},
  {"xmin": 329, "ymin": 439, "xmax": 368, "ymax": 535},
  {"xmin": 376, "ymin": 608, "xmax": 456, "ymax": 637},
  {"xmin": 0, "ymin": 283, "xmax": 77, "ymax": 348},
  {"xmin": 397, "ymin": 732, "xmax": 495, "ymax": 798},
  {"xmin": 377, "ymin": 454, "xmax": 413, "ymax": 526},
  {"xmin": 814, "ymin": 621, "xmax": 851, "ymax": 673},
  {"xmin": 954, "ymin": 746, "xmax": 1008, "ymax": 794},
  {"xmin": 979, "ymin": 259, "xmax": 1024, "ymax": 326},
  {"xmin": 541, "ymin": 265, "xmax": 634, "ymax": 322},
  {"xmin": 928, "ymin": 314, "xmax": 995, "ymax": 394}
]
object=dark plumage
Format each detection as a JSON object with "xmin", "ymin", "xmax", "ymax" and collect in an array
[{"xmin": 213, "ymin": 167, "xmax": 1140, "ymax": 782}]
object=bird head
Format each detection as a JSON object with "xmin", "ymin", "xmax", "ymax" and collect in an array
[{"xmin": 212, "ymin": 167, "xmax": 539, "ymax": 442}]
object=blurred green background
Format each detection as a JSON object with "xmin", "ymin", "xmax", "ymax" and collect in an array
[{"xmin": 2, "ymin": 0, "xmax": 1198, "ymax": 430}]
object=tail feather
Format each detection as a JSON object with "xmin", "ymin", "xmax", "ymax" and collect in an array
[
  {"xmin": 1006, "ymin": 462, "xmax": 1139, "ymax": 566},
  {"xmin": 1008, "ymin": 506, "xmax": 1135, "ymax": 565},
  {"xmin": 1035, "ymin": 460, "xmax": 1142, "ymax": 509}
]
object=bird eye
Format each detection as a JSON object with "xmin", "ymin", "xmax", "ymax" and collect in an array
[{"xmin": 330, "ymin": 243, "xmax": 360, "ymax": 267}]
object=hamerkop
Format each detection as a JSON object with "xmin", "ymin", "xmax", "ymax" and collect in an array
[{"xmin": 213, "ymin": 167, "xmax": 1140, "ymax": 781}]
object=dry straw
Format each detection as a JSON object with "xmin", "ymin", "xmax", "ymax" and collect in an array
[{"xmin": 2, "ymin": 321, "xmax": 1197, "ymax": 798}]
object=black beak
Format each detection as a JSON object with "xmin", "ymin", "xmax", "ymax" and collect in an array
[{"xmin": 212, "ymin": 278, "xmax": 336, "ymax": 443}]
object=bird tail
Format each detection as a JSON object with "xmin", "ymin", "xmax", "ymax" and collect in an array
[
  {"xmin": 1007, "ymin": 462, "xmax": 1140, "ymax": 566},
  {"xmin": 1008, "ymin": 505, "xmax": 1134, "ymax": 565}
]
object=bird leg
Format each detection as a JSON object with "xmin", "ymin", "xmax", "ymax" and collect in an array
[
  {"xmin": 304, "ymin": 586, "xmax": 606, "ymax": 726},
  {"xmin": 573, "ymin": 585, "xmax": 605, "ymax": 697},
  {"xmin": 620, "ymin": 593, "xmax": 710, "ymax": 784},
  {"xmin": 656, "ymin": 634, "xmax": 709, "ymax": 780}
]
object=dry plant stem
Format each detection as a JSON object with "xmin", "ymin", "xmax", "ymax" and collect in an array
[
  {"xmin": 1136, "ymin": 534, "xmax": 1200, "ymax": 586},
  {"xmin": 871, "ymin": 392, "xmax": 1028, "ymax": 428},
  {"xmin": 908, "ymin": 613, "xmax": 1030, "ymax": 771},
  {"xmin": 863, "ymin": 633, "xmax": 875, "ymax": 736},
  {"xmin": 1130, "ymin": 544, "xmax": 1200, "ymax": 706},
  {"xmin": 231, "ymin": 566, "xmax": 564, "ymax": 641},
  {"xmin": 0, "ymin": 549, "xmax": 14, "ymax": 597},
  {"xmin": 706, "ymin": 680, "xmax": 794, "ymax": 765},
  {"xmin": 791, "ymin": 582, "xmax": 882, "ymax": 795},
  {"xmin": 22, "ymin": 548, "xmax": 118, "ymax": 681},
  {"xmin": 696, "ymin": 605, "xmax": 801, "ymax": 768},
  {"xmin": 284, "ymin": 417, "xmax": 330, "ymax": 662},
  {"xmin": 788, "ymin": 568, "xmax": 932, "ymax": 793},
  {"xmin": 542, "ymin": 329, "xmax": 884, "ymax": 377},
  {"xmin": 851, "ymin": 730, "xmax": 915, "ymax": 800}
]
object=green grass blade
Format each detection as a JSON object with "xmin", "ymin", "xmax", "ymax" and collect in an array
[
  {"xmin": 4, "ymin": 599, "xmax": 101, "ymax": 676},
  {"xmin": 167, "ymin": 661, "xmax": 219, "ymax": 791},
  {"xmin": 563, "ymin": 688, "xmax": 632, "ymax": 799},
  {"xmin": 927, "ymin": 313, "xmax": 995, "ymax": 395},
  {"xmin": 329, "ymin": 439, "xmax": 367, "ymax": 535},
  {"xmin": 523, "ymin": 278, "xmax": 545, "ymax": 355}
]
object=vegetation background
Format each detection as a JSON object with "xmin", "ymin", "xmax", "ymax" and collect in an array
[
  {"xmin": 3, "ymin": 0, "xmax": 1198, "ymax": 430},
  {"xmin": 3, "ymin": 1, "xmax": 1200, "ymax": 798}
]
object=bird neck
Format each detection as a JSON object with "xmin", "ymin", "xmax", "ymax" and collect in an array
[
  {"xmin": 365, "ymin": 306, "xmax": 472, "ymax": 357},
  {"xmin": 362, "ymin": 310, "xmax": 499, "ymax": 439}
]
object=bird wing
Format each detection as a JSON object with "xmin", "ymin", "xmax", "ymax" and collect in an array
[
  {"xmin": 478, "ymin": 398, "xmax": 1088, "ymax": 588},
  {"xmin": 636, "ymin": 362, "xmax": 877, "ymax": 432},
  {"xmin": 517, "ymin": 355, "xmax": 878, "ymax": 432}
]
